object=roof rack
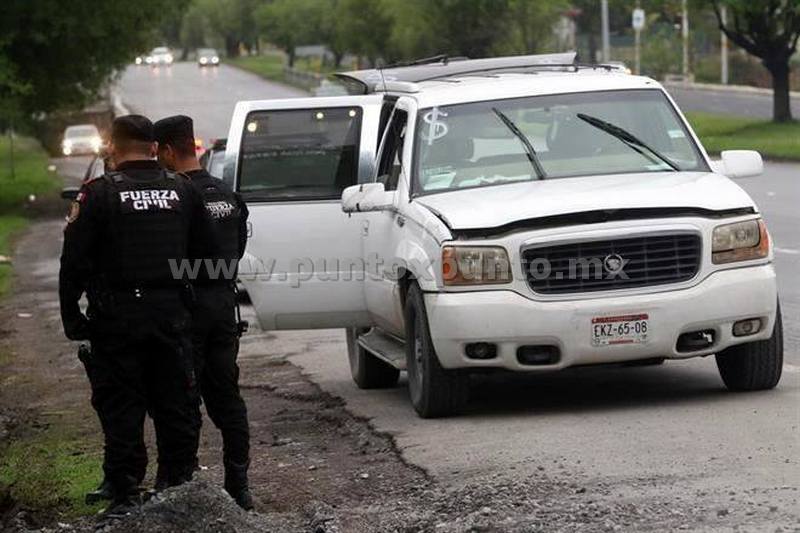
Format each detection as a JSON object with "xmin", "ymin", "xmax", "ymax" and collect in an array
[{"xmin": 336, "ymin": 52, "xmax": 578, "ymax": 93}]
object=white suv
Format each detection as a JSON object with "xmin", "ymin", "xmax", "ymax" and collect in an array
[{"xmin": 225, "ymin": 53, "xmax": 782, "ymax": 418}]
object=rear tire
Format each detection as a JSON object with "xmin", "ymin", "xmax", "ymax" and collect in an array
[
  {"xmin": 716, "ymin": 305, "xmax": 783, "ymax": 391},
  {"xmin": 404, "ymin": 283, "xmax": 468, "ymax": 418},
  {"xmin": 346, "ymin": 328, "xmax": 400, "ymax": 389}
]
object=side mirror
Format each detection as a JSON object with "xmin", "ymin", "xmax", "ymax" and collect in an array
[
  {"xmin": 711, "ymin": 150, "xmax": 763, "ymax": 178},
  {"xmin": 341, "ymin": 182, "xmax": 395, "ymax": 213},
  {"xmin": 61, "ymin": 187, "xmax": 80, "ymax": 200}
]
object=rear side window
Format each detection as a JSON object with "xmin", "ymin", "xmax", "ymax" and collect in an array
[{"xmin": 238, "ymin": 107, "xmax": 362, "ymax": 201}]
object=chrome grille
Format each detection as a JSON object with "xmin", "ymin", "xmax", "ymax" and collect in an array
[{"xmin": 522, "ymin": 233, "xmax": 702, "ymax": 294}]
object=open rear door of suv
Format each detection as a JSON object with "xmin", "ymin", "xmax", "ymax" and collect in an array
[{"xmin": 225, "ymin": 95, "xmax": 384, "ymax": 330}]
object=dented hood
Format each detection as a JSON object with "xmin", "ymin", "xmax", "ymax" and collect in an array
[{"xmin": 414, "ymin": 172, "xmax": 757, "ymax": 231}]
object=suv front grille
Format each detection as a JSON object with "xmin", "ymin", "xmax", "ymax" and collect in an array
[{"xmin": 522, "ymin": 233, "xmax": 702, "ymax": 294}]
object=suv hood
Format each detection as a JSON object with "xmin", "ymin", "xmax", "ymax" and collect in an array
[{"xmin": 414, "ymin": 172, "xmax": 756, "ymax": 231}]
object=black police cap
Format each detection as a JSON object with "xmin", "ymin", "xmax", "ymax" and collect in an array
[
  {"xmin": 111, "ymin": 115, "xmax": 155, "ymax": 143},
  {"xmin": 154, "ymin": 115, "xmax": 195, "ymax": 145}
]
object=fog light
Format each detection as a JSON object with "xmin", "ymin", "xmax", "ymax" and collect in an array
[
  {"xmin": 465, "ymin": 342, "xmax": 497, "ymax": 360},
  {"xmin": 517, "ymin": 345, "xmax": 560, "ymax": 366},
  {"xmin": 733, "ymin": 318, "xmax": 762, "ymax": 337}
]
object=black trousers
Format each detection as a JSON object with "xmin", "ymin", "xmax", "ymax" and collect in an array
[
  {"xmin": 89, "ymin": 291, "xmax": 199, "ymax": 496},
  {"xmin": 192, "ymin": 284, "xmax": 250, "ymax": 468},
  {"xmin": 82, "ymin": 348, "xmax": 147, "ymax": 485}
]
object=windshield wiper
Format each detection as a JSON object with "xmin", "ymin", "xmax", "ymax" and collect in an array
[
  {"xmin": 576, "ymin": 113, "xmax": 679, "ymax": 171},
  {"xmin": 492, "ymin": 107, "xmax": 546, "ymax": 180}
]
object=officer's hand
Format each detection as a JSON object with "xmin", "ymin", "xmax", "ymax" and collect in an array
[{"xmin": 64, "ymin": 315, "xmax": 90, "ymax": 341}]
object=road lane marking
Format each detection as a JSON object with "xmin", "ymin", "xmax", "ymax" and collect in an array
[{"xmin": 775, "ymin": 247, "xmax": 800, "ymax": 255}]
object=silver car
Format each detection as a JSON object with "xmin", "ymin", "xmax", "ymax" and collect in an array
[{"xmin": 62, "ymin": 124, "xmax": 102, "ymax": 156}]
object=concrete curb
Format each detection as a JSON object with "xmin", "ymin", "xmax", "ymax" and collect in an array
[{"xmin": 663, "ymin": 81, "xmax": 800, "ymax": 99}]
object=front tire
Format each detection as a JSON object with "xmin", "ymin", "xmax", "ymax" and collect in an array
[
  {"xmin": 716, "ymin": 305, "xmax": 783, "ymax": 391},
  {"xmin": 346, "ymin": 328, "xmax": 399, "ymax": 389},
  {"xmin": 404, "ymin": 284, "xmax": 468, "ymax": 418}
]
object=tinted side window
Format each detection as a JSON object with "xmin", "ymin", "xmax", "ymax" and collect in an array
[
  {"xmin": 376, "ymin": 110, "xmax": 407, "ymax": 191},
  {"xmin": 238, "ymin": 107, "xmax": 362, "ymax": 201}
]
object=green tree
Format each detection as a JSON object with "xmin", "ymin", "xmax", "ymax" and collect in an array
[
  {"xmin": 711, "ymin": 0, "xmax": 800, "ymax": 122},
  {"xmin": 256, "ymin": 0, "xmax": 327, "ymax": 66},
  {"xmin": 194, "ymin": 0, "xmax": 260, "ymax": 58},
  {"xmin": 336, "ymin": 0, "xmax": 393, "ymax": 66},
  {"xmin": 503, "ymin": 0, "xmax": 568, "ymax": 54},
  {"xmin": 0, "ymin": 0, "xmax": 188, "ymax": 123}
]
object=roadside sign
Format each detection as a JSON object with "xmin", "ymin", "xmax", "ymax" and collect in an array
[{"xmin": 632, "ymin": 8, "xmax": 645, "ymax": 31}]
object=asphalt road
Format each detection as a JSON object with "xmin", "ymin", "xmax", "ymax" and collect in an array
[
  {"xmin": 667, "ymin": 85, "xmax": 799, "ymax": 119},
  {"xmin": 115, "ymin": 62, "xmax": 800, "ymax": 527},
  {"xmin": 118, "ymin": 62, "xmax": 304, "ymax": 143}
]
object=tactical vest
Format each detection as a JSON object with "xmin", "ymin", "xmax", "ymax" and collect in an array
[
  {"xmin": 103, "ymin": 171, "xmax": 188, "ymax": 288},
  {"xmin": 195, "ymin": 178, "xmax": 243, "ymax": 283}
]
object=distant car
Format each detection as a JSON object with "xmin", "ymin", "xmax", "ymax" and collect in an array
[
  {"xmin": 146, "ymin": 47, "xmax": 174, "ymax": 66},
  {"xmin": 61, "ymin": 124, "xmax": 102, "ymax": 156},
  {"xmin": 199, "ymin": 138, "xmax": 226, "ymax": 179},
  {"xmin": 197, "ymin": 48, "xmax": 220, "ymax": 67}
]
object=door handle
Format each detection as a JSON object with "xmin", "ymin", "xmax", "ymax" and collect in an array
[
  {"xmin": 361, "ymin": 220, "xmax": 370, "ymax": 236},
  {"xmin": 247, "ymin": 221, "xmax": 253, "ymax": 238},
  {"xmin": 396, "ymin": 215, "xmax": 406, "ymax": 228}
]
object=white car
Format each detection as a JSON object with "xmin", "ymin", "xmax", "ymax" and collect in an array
[
  {"xmin": 225, "ymin": 53, "xmax": 782, "ymax": 418},
  {"xmin": 197, "ymin": 48, "xmax": 220, "ymax": 67},
  {"xmin": 62, "ymin": 124, "xmax": 102, "ymax": 156},
  {"xmin": 146, "ymin": 46, "xmax": 173, "ymax": 66}
]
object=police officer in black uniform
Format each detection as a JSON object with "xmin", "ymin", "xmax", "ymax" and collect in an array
[
  {"xmin": 153, "ymin": 115, "xmax": 253, "ymax": 510},
  {"xmin": 59, "ymin": 115, "xmax": 217, "ymax": 517}
]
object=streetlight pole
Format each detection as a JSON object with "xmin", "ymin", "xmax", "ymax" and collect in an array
[
  {"xmin": 601, "ymin": 0, "xmax": 610, "ymax": 62},
  {"xmin": 682, "ymin": 0, "xmax": 690, "ymax": 79},
  {"xmin": 720, "ymin": 5, "xmax": 729, "ymax": 84}
]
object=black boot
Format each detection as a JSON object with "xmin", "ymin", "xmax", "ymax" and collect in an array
[
  {"xmin": 154, "ymin": 464, "xmax": 169, "ymax": 492},
  {"xmin": 224, "ymin": 460, "xmax": 254, "ymax": 511},
  {"xmin": 97, "ymin": 480, "xmax": 141, "ymax": 523},
  {"xmin": 85, "ymin": 478, "xmax": 113, "ymax": 505}
]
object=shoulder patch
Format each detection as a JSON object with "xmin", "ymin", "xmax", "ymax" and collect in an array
[{"xmin": 66, "ymin": 201, "xmax": 81, "ymax": 224}]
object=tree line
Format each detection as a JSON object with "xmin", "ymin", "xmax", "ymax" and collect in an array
[{"xmin": 2, "ymin": 0, "xmax": 800, "ymax": 123}]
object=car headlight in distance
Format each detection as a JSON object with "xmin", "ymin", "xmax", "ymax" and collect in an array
[
  {"xmin": 165, "ymin": 54, "xmax": 174, "ymax": 63},
  {"xmin": 442, "ymin": 246, "xmax": 511, "ymax": 285},
  {"xmin": 200, "ymin": 57, "xmax": 208, "ymax": 64},
  {"xmin": 712, "ymin": 219, "xmax": 769, "ymax": 264},
  {"xmin": 211, "ymin": 56, "xmax": 219, "ymax": 63}
]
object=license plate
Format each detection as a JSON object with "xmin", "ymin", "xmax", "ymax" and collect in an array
[{"xmin": 591, "ymin": 313, "xmax": 649, "ymax": 346}]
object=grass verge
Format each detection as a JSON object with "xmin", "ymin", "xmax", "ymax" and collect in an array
[
  {"xmin": 0, "ymin": 134, "xmax": 61, "ymax": 213},
  {"xmin": 228, "ymin": 53, "xmax": 289, "ymax": 84},
  {"xmin": 0, "ymin": 215, "xmax": 28, "ymax": 298},
  {"xmin": 0, "ymin": 425, "xmax": 104, "ymax": 519},
  {"xmin": 685, "ymin": 112, "xmax": 800, "ymax": 160}
]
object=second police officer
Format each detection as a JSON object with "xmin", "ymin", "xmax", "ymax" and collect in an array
[{"xmin": 154, "ymin": 115, "xmax": 253, "ymax": 510}]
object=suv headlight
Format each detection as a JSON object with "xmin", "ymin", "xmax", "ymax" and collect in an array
[
  {"xmin": 712, "ymin": 219, "xmax": 769, "ymax": 264},
  {"xmin": 442, "ymin": 246, "xmax": 511, "ymax": 285}
]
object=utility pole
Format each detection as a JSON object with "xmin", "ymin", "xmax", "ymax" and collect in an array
[
  {"xmin": 601, "ymin": 0, "xmax": 610, "ymax": 62},
  {"xmin": 633, "ymin": 3, "xmax": 645, "ymax": 75},
  {"xmin": 720, "ymin": 5, "xmax": 729, "ymax": 84},
  {"xmin": 682, "ymin": 0, "xmax": 690, "ymax": 79}
]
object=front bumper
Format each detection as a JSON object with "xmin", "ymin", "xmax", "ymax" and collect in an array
[{"xmin": 424, "ymin": 265, "xmax": 777, "ymax": 371}]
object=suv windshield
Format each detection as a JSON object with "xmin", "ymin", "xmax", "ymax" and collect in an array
[{"xmin": 414, "ymin": 89, "xmax": 708, "ymax": 194}]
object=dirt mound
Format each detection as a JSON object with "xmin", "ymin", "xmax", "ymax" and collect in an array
[{"xmin": 95, "ymin": 480, "xmax": 300, "ymax": 533}]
